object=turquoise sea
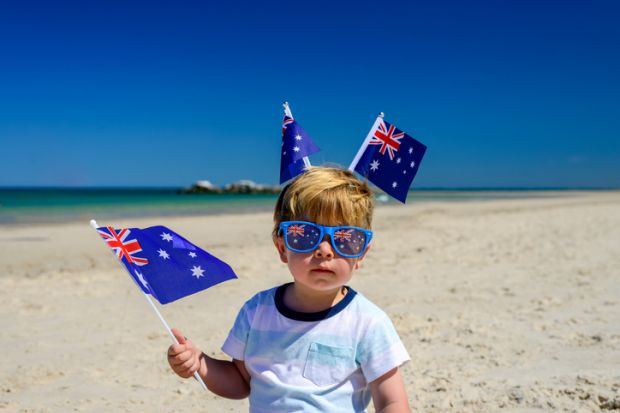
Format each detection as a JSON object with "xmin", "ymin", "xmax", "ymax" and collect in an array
[{"xmin": 0, "ymin": 187, "xmax": 599, "ymax": 225}]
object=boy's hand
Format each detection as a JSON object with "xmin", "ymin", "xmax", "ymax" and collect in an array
[{"xmin": 167, "ymin": 328, "xmax": 203, "ymax": 379}]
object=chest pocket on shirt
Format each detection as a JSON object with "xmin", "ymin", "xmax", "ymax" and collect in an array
[{"xmin": 303, "ymin": 342, "xmax": 356, "ymax": 387}]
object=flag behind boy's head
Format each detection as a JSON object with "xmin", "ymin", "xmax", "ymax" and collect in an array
[
  {"xmin": 280, "ymin": 113, "xmax": 320, "ymax": 184},
  {"xmin": 350, "ymin": 117, "xmax": 427, "ymax": 203},
  {"xmin": 97, "ymin": 225, "xmax": 237, "ymax": 304}
]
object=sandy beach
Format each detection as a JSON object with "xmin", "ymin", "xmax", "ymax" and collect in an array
[{"xmin": 1, "ymin": 191, "xmax": 619, "ymax": 412}]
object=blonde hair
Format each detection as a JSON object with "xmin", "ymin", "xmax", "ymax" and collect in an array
[{"xmin": 273, "ymin": 166, "xmax": 374, "ymax": 237}]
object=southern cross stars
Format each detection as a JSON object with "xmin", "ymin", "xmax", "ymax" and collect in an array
[
  {"xmin": 160, "ymin": 232, "xmax": 173, "ymax": 242},
  {"xmin": 295, "ymin": 134, "xmax": 303, "ymax": 141},
  {"xmin": 188, "ymin": 251, "xmax": 197, "ymax": 258},
  {"xmin": 157, "ymin": 249, "xmax": 170, "ymax": 259},
  {"xmin": 191, "ymin": 265, "xmax": 205, "ymax": 279}
]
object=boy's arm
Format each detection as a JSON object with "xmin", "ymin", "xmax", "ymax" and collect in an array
[
  {"xmin": 168, "ymin": 328, "xmax": 250, "ymax": 399},
  {"xmin": 198, "ymin": 355, "xmax": 250, "ymax": 399},
  {"xmin": 369, "ymin": 367, "xmax": 411, "ymax": 413}
]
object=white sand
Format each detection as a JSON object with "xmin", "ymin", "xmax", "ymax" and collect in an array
[{"xmin": 1, "ymin": 192, "xmax": 619, "ymax": 412}]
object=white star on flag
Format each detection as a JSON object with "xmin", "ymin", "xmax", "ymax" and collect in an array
[
  {"xmin": 191, "ymin": 265, "xmax": 205, "ymax": 279},
  {"xmin": 392, "ymin": 182, "xmax": 398, "ymax": 188},
  {"xmin": 160, "ymin": 232, "xmax": 173, "ymax": 242},
  {"xmin": 188, "ymin": 251, "xmax": 197, "ymax": 258},
  {"xmin": 410, "ymin": 161, "xmax": 415, "ymax": 168},
  {"xmin": 134, "ymin": 269, "xmax": 149, "ymax": 289},
  {"xmin": 409, "ymin": 147, "xmax": 413, "ymax": 154},
  {"xmin": 157, "ymin": 249, "xmax": 170, "ymax": 259},
  {"xmin": 370, "ymin": 160, "xmax": 380, "ymax": 171},
  {"xmin": 293, "ymin": 146, "xmax": 300, "ymax": 152},
  {"xmin": 295, "ymin": 134, "xmax": 303, "ymax": 141},
  {"xmin": 396, "ymin": 157, "xmax": 401, "ymax": 164}
]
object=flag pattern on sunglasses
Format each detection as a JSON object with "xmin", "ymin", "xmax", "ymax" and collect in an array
[
  {"xmin": 96, "ymin": 225, "xmax": 237, "ymax": 304},
  {"xmin": 281, "ymin": 222, "xmax": 372, "ymax": 258},
  {"xmin": 287, "ymin": 224, "xmax": 306, "ymax": 237},
  {"xmin": 336, "ymin": 231, "xmax": 367, "ymax": 254},
  {"xmin": 290, "ymin": 225, "xmax": 321, "ymax": 247},
  {"xmin": 334, "ymin": 229, "xmax": 353, "ymax": 241}
]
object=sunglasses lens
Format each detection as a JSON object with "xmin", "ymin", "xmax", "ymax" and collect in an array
[
  {"xmin": 285, "ymin": 223, "xmax": 321, "ymax": 251},
  {"xmin": 332, "ymin": 228, "xmax": 368, "ymax": 257}
]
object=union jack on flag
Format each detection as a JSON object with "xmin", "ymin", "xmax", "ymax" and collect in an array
[
  {"xmin": 96, "ymin": 225, "xmax": 237, "ymax": 304},
  {"xmin": 369, "ymin": 120, "xmax": 404, "ymax": 160},
  {"xmin": 97, "ymin": 227, "xmax": 149, "ymax": 266},
  {"xmin": 350, "ymin": 116, "xmax": 427, "ymax": 203},
  {"xmin": 282, "ymin": 115, "xmax": 294, "ymax": 135}
]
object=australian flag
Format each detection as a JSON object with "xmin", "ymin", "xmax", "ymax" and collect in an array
[
  {"xmin": 350, "ymin": 117, "xmax": 427, "ymax": 203},
  {"xmin": 280, "ymin": 113, "xmax": 320, "ymax": 184},
  {"xmin": 96, "ymin": 225, "xmax": 237, "ymax": 304}
]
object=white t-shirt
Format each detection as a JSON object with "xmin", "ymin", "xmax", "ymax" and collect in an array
[{"xmin": 222, "ymin": 283, "xmax": 410, "ymax": 413}]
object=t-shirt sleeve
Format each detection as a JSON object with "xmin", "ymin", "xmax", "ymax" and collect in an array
[
  {"xmin": 357, "ymin": 313, "xmax": 410, "ymax": 383},
  {"xmin": 221, "ymin": 300, "xmax": 253, "ymax": 360}
]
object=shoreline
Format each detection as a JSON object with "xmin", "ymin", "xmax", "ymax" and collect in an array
[{"xmin": 1, "ymin": 189, "xmax": 616, "ymax": 228}]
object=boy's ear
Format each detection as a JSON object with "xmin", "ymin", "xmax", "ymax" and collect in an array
[
  {"xmin": 273, "ymin": 236, "xmax": 288, "ymax": 263},
  {"xmin": 354, "ymin": 242, "xmax": 372, "ymax": 270}
]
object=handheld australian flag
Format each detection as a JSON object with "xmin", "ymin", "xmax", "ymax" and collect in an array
[
  {"xmin": 280, "ymin": 104, "xmax": 320, "ymax": 184},
  {"xmin": 96, "ymin": 225, "xmax": 237, "ymax": 304},
  {"xmin": 349, "ymin": 116, "xmax": 427, "ymax": 203}
]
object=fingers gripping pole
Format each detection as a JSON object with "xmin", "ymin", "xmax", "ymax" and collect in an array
[
  {"xmin": 143, "ymin": 293, "xmax": 208, "ymax": 391},
  {"xmin": 89, "ymin": 219, "xmax": 207, "ymax": 391}
]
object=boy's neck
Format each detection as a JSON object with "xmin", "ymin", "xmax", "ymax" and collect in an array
[{"xmin": 284, "ymin": 283, "xmax": 348, "ymax": 313}]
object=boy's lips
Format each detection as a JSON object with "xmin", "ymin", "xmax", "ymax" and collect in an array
[{"xmin": 311, "ymin": 267, "xmax": 334, "ymax": 274}]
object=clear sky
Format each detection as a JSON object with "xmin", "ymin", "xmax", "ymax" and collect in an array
[{"xmin": 1, "ymin": 0, "xmax": 618, "ymax": 188}]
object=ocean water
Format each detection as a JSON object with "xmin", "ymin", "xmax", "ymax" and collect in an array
[
  {"xmin": 0, "ymin": 188, "xmax": 279, "ymax": 225},
  {"xmin": 0, "ymin": 187, "xmax": 582, "ymax": 225}
]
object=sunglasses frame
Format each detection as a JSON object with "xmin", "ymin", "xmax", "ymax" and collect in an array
[{"xmin": 279, "ymin": 220, "xmax": 373, "ymax": 258}]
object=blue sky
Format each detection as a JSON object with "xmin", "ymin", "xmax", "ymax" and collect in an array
[{"xmin": 0, "ymin": 0, "xmax": 618, "ymax": 188}]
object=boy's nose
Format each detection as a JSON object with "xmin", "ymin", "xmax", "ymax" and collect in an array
[{"xmin": 313, "ymin": 239, "xmax": 334, "ymax": 259}]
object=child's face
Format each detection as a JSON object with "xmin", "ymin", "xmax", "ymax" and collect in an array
[{"xmin": 273, "ymin": 224, "xmax": 371, "ymax": 294}]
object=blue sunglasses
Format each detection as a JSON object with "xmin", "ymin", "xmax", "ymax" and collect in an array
[{"xmin": 279, "ymin": 220, "xmax": 373, "ymax": 258}]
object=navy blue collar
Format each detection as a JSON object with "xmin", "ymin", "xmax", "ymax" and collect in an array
[{"xmin": 274, "ymin": 283, "xmax": 357, "ymax": 322}]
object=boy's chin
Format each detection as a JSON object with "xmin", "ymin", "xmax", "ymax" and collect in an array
[{"xmin": 295, "ymin": 277, "xmax": 348, "ymax": 291}]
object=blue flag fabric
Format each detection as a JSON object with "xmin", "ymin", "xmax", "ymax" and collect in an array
[
  {"xmin": 351, "ymin": 118, "xmax": 427, "ymax": 203},
  {"xmin": 96, "ymin": 225, "xmax": 237, "ymax": 304},
  {"xmin": 280, "ymin": 114, "xmax": 320, "ymax": 184}
]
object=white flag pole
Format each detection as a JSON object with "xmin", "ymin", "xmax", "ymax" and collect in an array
[
  {"xmin": 283, "ymin": 101, "xmax": 311, "ymax": 167},
  {"xmin": 89, "ymin": 219, "xmax": 208, "ymax": 392},
  {"xmin": 348, "ymin": 112, "xmax": 385, "ymax": 171}
]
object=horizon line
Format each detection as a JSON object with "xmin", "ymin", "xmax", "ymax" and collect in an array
[{"xmin": 1, "ymin": 185, "xmax": 618, "ymax": 191}]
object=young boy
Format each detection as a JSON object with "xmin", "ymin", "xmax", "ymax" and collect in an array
[{"xmin": 168, "ymin": 167, "xmax": 411, "ymax": 412}]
